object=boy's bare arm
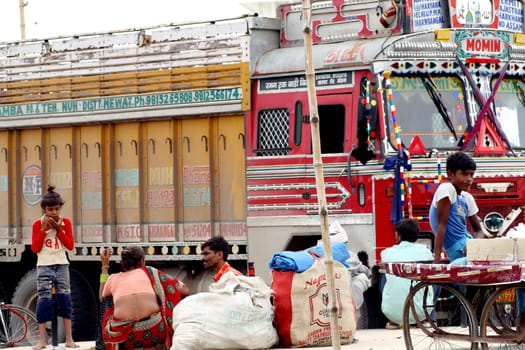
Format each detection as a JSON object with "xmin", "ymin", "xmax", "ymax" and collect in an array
[
  {"xmin": 433, "ymin": 198, "xmax": 451, "ymax": 263},
  {"xmin": 469, "ymin": 215, "xmax": 485, "ymax": 239}
]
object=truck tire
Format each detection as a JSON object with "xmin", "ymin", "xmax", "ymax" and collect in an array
[
  {"xmin": 69, "ymin": 269, "xmax": 98, "ymax": 341},
  {"xmin": 11, "ymin": 268, "xmax": 98, "ymax": 342}
]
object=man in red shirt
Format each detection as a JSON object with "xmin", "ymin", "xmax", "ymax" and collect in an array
[{"xmin": 201, "ymin": 236, "xmax": 242, "ymax": 282}]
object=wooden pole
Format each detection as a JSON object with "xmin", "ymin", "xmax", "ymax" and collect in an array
[
  {"xmin": 301, "ymin": 1, "xmax": 341, "ymax": 349},
  {"xmin": 19, "ymin": 0, "xmax": 26, "ymax": 41}
]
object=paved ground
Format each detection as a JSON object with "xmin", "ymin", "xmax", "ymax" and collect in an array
[{"xmin": 13, "ymin": 328, "xmax": 409, "ymax": 350}]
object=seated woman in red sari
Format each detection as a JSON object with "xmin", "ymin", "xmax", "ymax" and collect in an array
[{"xmin": 99, "ymin": 246, "xmax": 189, "ymax": 350}]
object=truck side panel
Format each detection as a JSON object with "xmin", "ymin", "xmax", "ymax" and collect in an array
[
  {"xmin": 0, "ymin": 131, "xmax": 9, "ymax": 244},
  {"xmin": 181, "ymin": 118, "xmax": 213, "ymax": 240},
  {"xmin": 144, "ymin": 120, "xmax": 177, "ymax": 242},
  {"xmin": 79, "ymin": 125, "xmax": 106, "ymax": 243},
  {"xmin": 114, "ymin": 122, "xmax": 141, "ymax": 242},
  {"xmin": 20, "ymin": 130, "xmax": 44, "ymax": 239},
  {"xmin": 213, "ymin": 116, "xmax": 246, "ymax": 241}
]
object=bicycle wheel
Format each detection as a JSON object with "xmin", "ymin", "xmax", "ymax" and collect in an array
[
  {"xmin": 0, "ymin": 304, "xmax": 29, "ymax": 346},
  {"xmin": 403, "ymin": 282, "xmax": 478, "ymax": 350},
  {"xmin": 480, "ymin": 284, "xmax": 525, "ymax": 350},
  {"xmin": 5, "ymin": 305, "xmax": 40, "ymax": 346}
]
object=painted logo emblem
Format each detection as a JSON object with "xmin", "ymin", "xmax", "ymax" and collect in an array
[{"xmin": 22, "ymin": 165, "xmax": 42, "ymax": 205}]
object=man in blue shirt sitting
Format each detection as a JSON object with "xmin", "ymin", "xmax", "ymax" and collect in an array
[{"xmin": 380, "ymin": 218, "xmax": 434, "ymax": 329}]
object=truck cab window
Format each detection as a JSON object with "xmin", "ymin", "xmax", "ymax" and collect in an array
[
  {"xmin": 387, "ymin": 75, "xmax": 467, "ymax": 150},
  {"xmin": 256, "ymin": 108, "xmax": 291, "ymax": 156},
  {"xmin": 492, "ymin": 78, "xmax": 525, "ymax": 149},
  {"xmin": 318, "ymin": 104, "xmax": 345, "ymax": 154}
]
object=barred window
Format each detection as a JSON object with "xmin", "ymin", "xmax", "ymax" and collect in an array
[{"xmin": 256, "ymin": 108, "xmax": 291, "ymax": 156}]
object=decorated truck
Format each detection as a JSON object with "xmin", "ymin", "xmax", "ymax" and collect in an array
[{"xmin": 1, "ymin": 0, "xmax": 525, "ymax": 339}]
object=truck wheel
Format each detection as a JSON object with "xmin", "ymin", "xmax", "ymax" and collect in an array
[
  {"xmin": 12, "ymin": 268, "xmax": 98, "ymax": 342},
  {"xmin": 69, "ymin": 269, "xmax": 98, "ymax": 341}
]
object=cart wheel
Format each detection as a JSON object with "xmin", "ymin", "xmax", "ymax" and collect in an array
[
  {"xmin": 480, "ymin": 283, "xmax": 525, "ymax": 350},
  {"xmin": 403, "ymin": 282, "xmax": 478, "ymax": 350}
]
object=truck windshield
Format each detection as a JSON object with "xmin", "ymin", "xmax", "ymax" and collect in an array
[
  {"xmin": 492, "ymin": 78, "xmax": 525, "ymax": 149},
  {"xmin": 387, "ymin": 75, "xmax": 467, "ymax": 150}
]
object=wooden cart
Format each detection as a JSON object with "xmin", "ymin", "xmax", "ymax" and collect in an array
[{"xmin": 383, "ymin": 262, "xmax": 525, "ymax": 350}]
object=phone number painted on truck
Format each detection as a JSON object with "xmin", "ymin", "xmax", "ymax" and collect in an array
[{"xmin": 0, "ymin": 87, "xmax": 243, "ymax": 117}]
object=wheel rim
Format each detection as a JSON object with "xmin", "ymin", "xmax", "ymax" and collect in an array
[
  {"xmin": 4, "ymin": 305, "xmax": 39, "ymax": 347},
  {"xmin": 480, "ymin": 285, "xmax": 525, "ymax": 350},
  {"xmin": 403, "ymin": 282, "xmax": 478, "ymax": 350},
  {"xmin": 0, "ymin": 305, "xmax": 28, "ymax": 345}
]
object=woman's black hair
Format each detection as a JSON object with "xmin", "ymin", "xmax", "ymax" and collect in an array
[
  {"xmin": 40, "ymin": 185, "xmax": 65, "ymax": 209},
  {"xmin": 120, "ymin": 246, "xmax": 145, "ymax": 271}
]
